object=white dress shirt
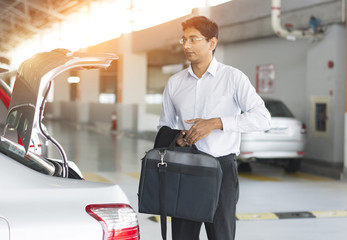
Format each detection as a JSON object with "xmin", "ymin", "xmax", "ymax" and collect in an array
[{"xmin": 158, "ymin": 58, "xmax": 271, "ymax": 157}]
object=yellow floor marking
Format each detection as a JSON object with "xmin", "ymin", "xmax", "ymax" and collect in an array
[
  {"xmin": 286, "ymin": 172, "xmax": 332, "ymax": 181},
  {"xmin": 239, "ymin": 173, "xmax": 282, "ymax": 182},
  {"xmin": 311, "ymin": 210, "xmax": 347, "ymax": 218},
  {"xmin": 237, "ymin": 212, "xmax": 279, "ymax": 220},
  {"xmin": 124, "ymin": 172, "xmax": 141, "ymax": 179},
  {"xmin": 125, "ymin": 172, "xmax": 330, "ymax": 182},
  {"xmin": 130, "ymin": 171, "xmax": 282, "ymax": 181},
  {"xmin": 148, "ymin": 210, "xmax": 347, "ymax": 223},
  {"xmin": 149, "ymin": 216, "xmax": 172, "ymax": 223},
  {"xmin": 82, "ymin": 172, "xmax": 112, "ymax": 183}
]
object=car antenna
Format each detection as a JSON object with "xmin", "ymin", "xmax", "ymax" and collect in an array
[{"xmin": 38, "ymin": 81, "xmax": 69, "ymax": 178}]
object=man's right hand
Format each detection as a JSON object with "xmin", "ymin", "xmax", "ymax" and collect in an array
[{"xmin": 176, "ymin": 130, "xmax": 188, "ymax": 147}]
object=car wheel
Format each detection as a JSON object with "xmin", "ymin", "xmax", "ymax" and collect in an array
[{"xmin": 284, "ymin": 159, "xmax": 301, "ymax": 172}]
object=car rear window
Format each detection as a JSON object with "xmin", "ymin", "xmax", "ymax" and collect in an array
[
  {"xmin": 265, "ymin": 100, "xmax": 295, "ymax": 118},
  {"xmin": 0, "ymin": 137, "xmax": 55, "ymax": 175}
]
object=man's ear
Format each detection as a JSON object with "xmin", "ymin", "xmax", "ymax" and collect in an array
[{"xmin": 209, "ymin": 37, "xmax": 218, "ymax": 52}]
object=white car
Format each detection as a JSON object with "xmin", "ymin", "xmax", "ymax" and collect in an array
[
  {"xmin": 0, "ymin": 49, "xmax": 140, "ymax": 240},
  {"xmin": 238, "ymin": 98, "xmax": 306, "ymax": 172}
]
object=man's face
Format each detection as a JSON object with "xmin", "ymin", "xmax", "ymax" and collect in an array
[{"xmin": 181, "ymin": 27, "xmax": 216, "ymax": 64}]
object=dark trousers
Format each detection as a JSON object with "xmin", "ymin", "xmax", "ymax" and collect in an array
[{"xmin": 172, "ymin": 154, "xmax": 239, "ymax": 240}]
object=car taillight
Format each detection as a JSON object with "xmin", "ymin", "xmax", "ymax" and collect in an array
[
  {"xmin": 241, "ymin": 152, "xmax": 253, "ymax": 155},
  {"xmin": 301, "ymin": 123, "xmax": 307, "ymax": 134},
  {"xmin": 86, "ymin": 204, "xmax": 139, "ymax": 240}
]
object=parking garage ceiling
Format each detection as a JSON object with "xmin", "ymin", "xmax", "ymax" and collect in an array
[{"xmin": 0, "ymin": 0, "xmax": 95, "ymax": 54}]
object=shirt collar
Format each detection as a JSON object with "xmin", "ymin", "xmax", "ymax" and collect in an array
[
  {"xmin": 207, "ymin": 57, "xmax": 218, "ymax": 77},
  {"xmin": 188, "ymin": 57, "xmax": 218, "ymax": 79}
]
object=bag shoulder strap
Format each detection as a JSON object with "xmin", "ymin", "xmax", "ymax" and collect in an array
[
  {"xmin": 158, "ymin": 163, "xmax": 167, "ymax": 240},
  {"xmin": 157, "ymin": 149, "xmax": 168, "ymax": 240}
]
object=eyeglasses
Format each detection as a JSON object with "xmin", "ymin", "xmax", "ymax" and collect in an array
[{"xmin": 179, "ymin": 37, "xmax": 207, "ymax": 45}]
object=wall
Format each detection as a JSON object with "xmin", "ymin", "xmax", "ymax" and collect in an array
[
  {"xmin": 89, "ymin": 103, "xmax": 138, "ymax": 132},
  {"xmin": 223, "ymin": 37, "xmax": 309, "ymax": 122},
  {"xmin": 45, "ymin": 102, "xmax": 138, "ymax": 132},
  {"xmin": 138, "ymin": 104, "xmax": 161, "ymax": 132},
  {"xmin": 147, "ymin": 66, "xmax": 171, "ymax": 93},
  {"xmin": 306, "ymin": 24, "xmax": 346, "ymax": 164},
  {"xmin": 132, "ymin": 0, "xmax": 342, "ymax": 51},
  {"xmin": 223, "ymin": 23, "xmax": 345, "ymax": 165}
]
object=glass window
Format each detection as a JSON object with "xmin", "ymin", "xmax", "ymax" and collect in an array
[
  {"xmin": 0, "ymin": 137, "xmax": 55, "ymax": 175},
  {"xmin": 265, "ymin": 100, "xmax": 294, "ymax": 118}
]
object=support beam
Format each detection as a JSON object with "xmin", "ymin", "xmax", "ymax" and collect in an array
[
  {"xmin": 17, "ymin": 0, "xmax": 66, "ymax": 21},
  {"xmin": 0, "ymin": 1, "xmax": 25, "ymax": 19},
  {"xmin": 0, "ymin": 0, "xmax": 22, "ymax": 21},
  {"xmin": 0, "ymin": 6, "xmax": 40, "ymax": 33}
]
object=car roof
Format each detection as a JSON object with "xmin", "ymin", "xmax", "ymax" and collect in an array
[
  {"xmin": 262, "ymin": 97, "xmax": 282, "ymax": 102},
  {"xmin": 5, "ymin": 49, "xmax": 118, "ymax": 152}
]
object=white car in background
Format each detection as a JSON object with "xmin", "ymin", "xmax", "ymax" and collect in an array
[
  {"xmin": 0, "ymin": 49, "xmax": 139, "ymax": 240},
  {"xmin": 238, "ymin": 98, "xmax": 306, "ymax": 172}
]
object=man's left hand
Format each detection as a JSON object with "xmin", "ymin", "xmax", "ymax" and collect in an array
[{"xmin": 184, "ymin": 118, "xmax": 223, "ymax": 145}]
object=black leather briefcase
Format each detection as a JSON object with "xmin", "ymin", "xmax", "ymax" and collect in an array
[{"xmin": 138, "ymin": 133, "xmax": 222, "ymax": 239}]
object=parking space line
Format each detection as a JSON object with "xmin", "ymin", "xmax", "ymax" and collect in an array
[
  {"xmin": 149, "ymin": 216, "xmax": 172, "ymax": 223},
  {"xmin": 236, "ymin": 212, "xmax": 278, "ymax": 220},
  {"xmin": 147, "ymin": 210, "xmax": 347, "ymax": 222},
  {"xmin": 125, "ymin": 171, "xmax": 331, "ymax": 182},
  {"xmin": 238, "ymin": 173, "xmax": 282, "ymax": 182},
  {"xmin": 124, "ymin": 172, "xmax": 141, "ymax": 179},
  {"xmin": 286, "ymin": 172, "xmax": 332, "ymax": 181},
  {"xmin": 82, "ymin": 172, "xmax": 112, "ymax": 183},
  {"xmin": 310, "ymin": 210, "xmax": 347, "ymax": 218}
]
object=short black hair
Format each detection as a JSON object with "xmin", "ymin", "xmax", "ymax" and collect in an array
[{"xmin": 181, "ymin": 16, "xmax": 219, "ymax": 40}]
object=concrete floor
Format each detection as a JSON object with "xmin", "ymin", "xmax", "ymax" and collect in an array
[{"xmin": 46, "ymin": 120, "xmax": 347, "ymax": 240}]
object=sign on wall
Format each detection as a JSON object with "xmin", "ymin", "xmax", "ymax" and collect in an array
[{"xmin": 256, "ymin": 64, "xmax": 275, "ymax": 93}]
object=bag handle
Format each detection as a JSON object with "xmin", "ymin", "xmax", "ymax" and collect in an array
[{"xmin": 167, "ymin": 132, "xmax": 199, "ymax": 152}]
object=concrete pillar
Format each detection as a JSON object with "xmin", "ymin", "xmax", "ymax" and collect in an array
[
  {"xmin": 80, "ymin": 69, "xmax": 100, "ymax": 103},
  {"xmin": 117, "ymin": 33, "xmax": 148, "ymax": 132},
  {"xmin": 54, "ymin": 71, "xmax": 70, "ymax": 102},
  {"xmin": 48, "ymin": 71, "xmax": 70, "ymax": 119},
  {"xmin": 118, "ymin": 33, "xmax": 147, "ymax": 105}
]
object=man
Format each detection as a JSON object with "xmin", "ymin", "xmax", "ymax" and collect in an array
[{"xmin": 158, "ymin": 16, "xmax": 271, "ymax": 240}]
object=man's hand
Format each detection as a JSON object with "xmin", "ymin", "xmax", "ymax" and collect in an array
[
  {"xmin": 176, "ymin": 130, "xmax": 188, "ymax": 147},
  {"xmin": 184, "ymin": 118, "xmax": 223, "ymax": 145}
]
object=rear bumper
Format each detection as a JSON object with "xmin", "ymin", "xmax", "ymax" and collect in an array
[
  {"xmin": 238, "ymin": 151, "xmax": 304, "ymax": 160},
  {"xmin": 238, "ymin": 140, "xmax": 305, "ymax": 160}
]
